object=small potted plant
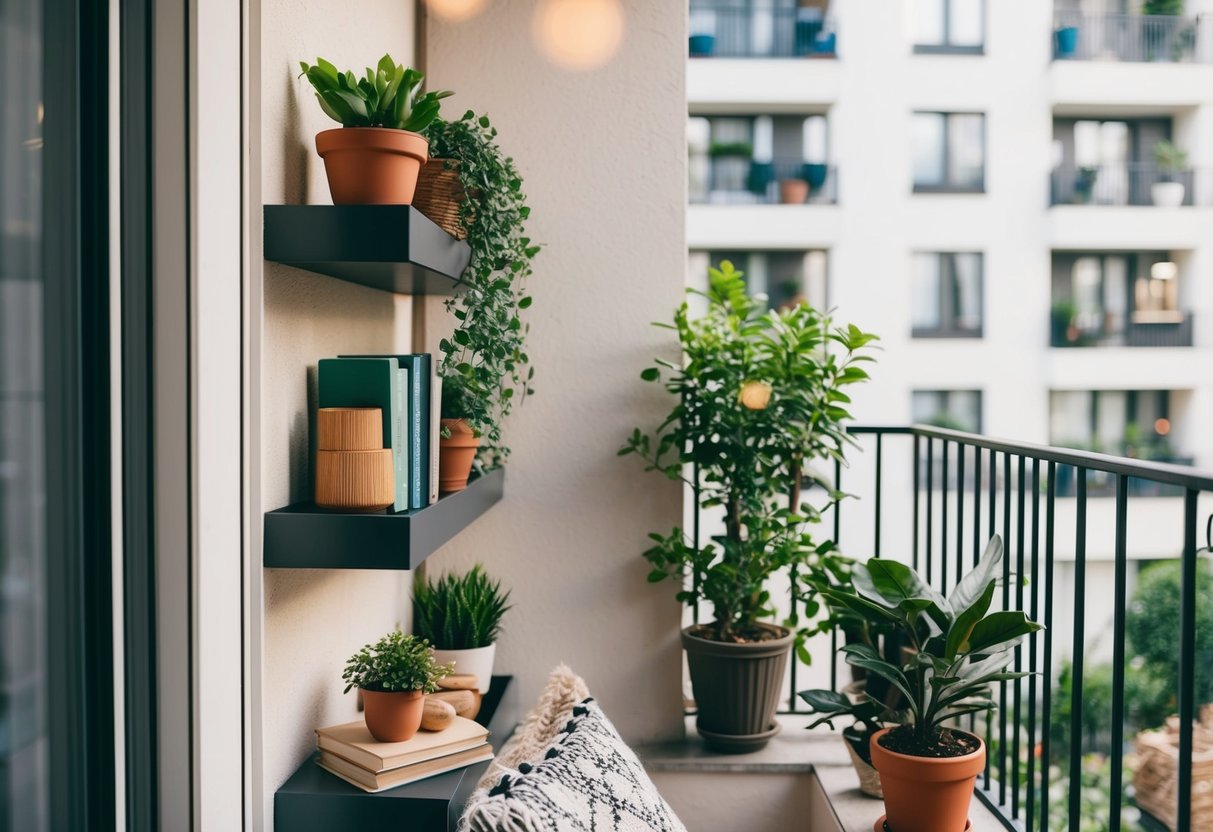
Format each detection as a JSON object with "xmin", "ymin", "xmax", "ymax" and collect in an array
[
  {"xmin": 1152, "ymin": 140, "xmax": 1188, "ymax": 207},
  {"xmin": 299, "ymin": 55, "xmax": 452, "ymax": 205},
  {"xmin": 820, "ymin": 536, "xmax": 1042, "ymax": 832},
  {"xmin": 413, "ymin": 564, "xmax": 512, "ymax": 694},
  {"xmin": 689, "ymin": 8, "xmax": 717, "ymax": 56},
  {"xmin": 622, "ymin": 260, "xmax": 878, "ymax": 753},
  {"xmin": 779, "ymin": 177, "xmax": 809, "ymax": 204},
  {"xmin": 342, "ymin": 630, "xmax": 453, "ymax": 743},
  {"xmin": 798, "ymin": 688, "xmax": 896, "ymax": 798}
]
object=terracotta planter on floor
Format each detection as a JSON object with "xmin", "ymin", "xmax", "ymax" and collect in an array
[
  {"xmin": 869, "ymin": 727, "xmax": 985, "ymax": 832},
  {"xmin": 360, "ymin": 688, "xmax": 424, "ymax": 742},
  {"xmin": 682, "ymin": 623, "xmax": 792, "ymax": 753},
  {"xmin": 438, "ymin": 419, "xmax": 480, "ymax": 492},
  {"xmin": 779, "ymin": 178, "xmax": 809, "ymax": 204},
  {"xmin": 315, "ymin": 127, "xmax": 428, "ymax": 205}
]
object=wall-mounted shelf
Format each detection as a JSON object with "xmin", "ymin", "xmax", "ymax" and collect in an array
[
  {"xmin": 274, "ymin": 676, "xmax": 518, "ymax": 832},
  {"xmin": 264, "ymin": 469, "xmax": 504, "ymax": 570},
  {"xmin": 264, "ymin": 205, "xmax": 471, "ymax": 295}
]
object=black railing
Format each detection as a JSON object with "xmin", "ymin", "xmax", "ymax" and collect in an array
[
  {"xmin": 780, "ymin": 425, "xmax": 1213, "ymax": 832},
  {"xmin": 1051, "ymin": 311, "xmax": 1194, "ymax": 348},
  {"xmin": 1050, "ymin": 163, "xmax": 1205, "ymax": 207},
  {"xmin": 691, "ymin": 158, "xmax": 838, "ymax": 205},
  {"xmin": 689, "ymin": 5, "xmax": 837, "ymax": 58},
  {"xmin": 1053, "ymin": 12, "xmax": 1211, "ymax": 63}
]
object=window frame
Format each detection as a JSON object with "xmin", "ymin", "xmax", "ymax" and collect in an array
[
  {"xmin": 911, "ymin": 251, "xmax": 985, "ymax": 338},
  {"xmin": 912, "ymin": 0, "xmax": 986, "ymax": 55},
  {"xmin": 912, "ymin": 111, "xmax": 987, "ymax": 194}
]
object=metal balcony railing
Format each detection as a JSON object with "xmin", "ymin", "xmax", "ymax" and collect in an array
[
  {"xmin": 1053, "ymin": 11, "xmax": 1212, "ymax": 63},
  {"xmin": 1050, "ymin": 163, "xmax": 1207, "ymax": 207},
  {"xmin": 690, "ymin": 425, "xmax": 1213, "ymax": 831},
  {"xmin": 1051, "ymin": 310, "xmax": 1195, "ymax": 349},
  {"xmin": 689, "ymin": 4, "xmax": 837, "ymax": 59},
  {"xmin": 690, "ymin": 158, "xmax": 838, "ymax": 205}
]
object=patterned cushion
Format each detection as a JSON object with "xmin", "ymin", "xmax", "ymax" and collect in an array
[
  {"xmin": 461, "ymin": 698, "xmax": 686, "ymax": 832},
  {"xmin": 479, "ymin": 664, "xmax": 591, "ymax": 789}
]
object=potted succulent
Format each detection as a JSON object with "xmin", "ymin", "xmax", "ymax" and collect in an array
[
  {"xmin": 621, "ymin": 260, "xmax": 878, "ymax": 753},
  {"xmin": 1152, "ymin": 140, "xmax": 1188, "ymax": 207},
  {"xmin": 427, "ymin": 112, "xmax": 538, "ymax": 481},
  {"xmin": 299, "ymin": 55, "xmax": 452, "ymax": 205},
  {"xmin": 412, "ymin": 565, "xmax": 512, "ymax": 694},
  {"xmin": 819, "ymin": 536, "xmax": 1042, "ymax": 832},
  {"xmin": 342, "ymin": 630, "xmax": 453, "ymax": 743}
]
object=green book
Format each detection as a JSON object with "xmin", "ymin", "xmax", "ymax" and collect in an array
[{"xmin": 317, "ymin": 357, "xmax": 407, "ymax": 512}]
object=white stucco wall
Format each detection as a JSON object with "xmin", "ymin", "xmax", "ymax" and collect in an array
[
  {"xmin": 422, "ymin": 0, "xmax": 688, "ymax": 744},
  {"xmin": 251, "ymin": 3, "xmax": 418, "ymax": 829}
]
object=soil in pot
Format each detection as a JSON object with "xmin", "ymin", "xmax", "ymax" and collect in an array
[
  {"xmin": 438, "ymin": 418, "xmax": 480, "ymax": 493},
  {"xmin": 315, "ymin": 127, "xmax": 428, "ymax": 205},
  {"xmin": 870, "ymin": 725, "xmax": 985, "ymax": 832},
  {"xmin": 361, "ymin": 688, "xmax": 425, "ymax": 743}
]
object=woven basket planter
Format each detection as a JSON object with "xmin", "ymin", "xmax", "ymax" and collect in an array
[
  {"xmin": 413, "ymin": 159, "xmax": 468, "ymax": 240},
  {"xmin": 1133, "ymin": 710, "xmax": 1213, "ymax": 831}
]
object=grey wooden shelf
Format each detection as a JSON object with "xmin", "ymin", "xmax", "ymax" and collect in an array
[
  {"xmin": 274, "ymin": 676, "xmax": 519, "ymax": 831},
  {"xmin": 264, "ymin": 205, "xmax": 471, "ymax": 295},
  {"xmin": 263, "ymin": 469, "xmax": 504, "ymax": 570}
]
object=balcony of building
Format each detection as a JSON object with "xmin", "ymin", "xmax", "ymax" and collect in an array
[
  {"xmin": 1052, "ymin": 8, "xmax": 1213, "ymax": 63},
  {"xmin": 688, "ymin": 1, "xmax": 836, "ymax": 59},
  {"xmin": 687, "ymin": 249, "xmax": 829, "ymax": 311}
]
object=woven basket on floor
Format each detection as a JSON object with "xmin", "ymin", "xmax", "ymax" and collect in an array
[
  {"xmin": 413, "ymin": 158, "xmax": 468, "ymax": 240},
  {"xmin": 1133, "ymin": 712, "xmax": 1213, "ymax": 831}
]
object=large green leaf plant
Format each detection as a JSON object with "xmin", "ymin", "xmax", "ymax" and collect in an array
[
  {"xmin": 299, "ymin": 55, "xmax": 452, "ymax": 132},
  {"xmin": 620, "ymin": 261, "xmax": 878, "ymax": 650}
]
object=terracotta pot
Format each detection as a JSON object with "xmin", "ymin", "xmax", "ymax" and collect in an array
[
  {"xmin": 869, "ymin": 727, "xmax": 985, "ymax": 832},
  {"xmin": 682, "ymin": 623, "xmax": 792, "ymax": 753},
  {"xmin": 315, "ymin": 127, "xmax": 428, "ymax": 205},
  {"xmin": 438, "ymin": 419, "xmax": 480, "ymax": 493},
  {"xmin": 360, "ymin": 688, "xmax": 424, "ymax": 743},
  {"xmin": 779, "ymin": 178, "xmax": 809, "ymax": 204}
]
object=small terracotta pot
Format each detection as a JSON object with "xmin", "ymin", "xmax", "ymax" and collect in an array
[
  {"xmin": 438, "ymin": 419, "xmax": 480, "ymax": 493},
  {"xmin": 869, "ymin": 727, "xmax": 985, "ymax": 832},
  {"xmin": 779, "ymin": 178, "xmax": 810, "ymax": 204},
  {"xmin": 361, "ymin": 688, "xmax": 425, "ymax": 743},
  {"xmin": 315, "ymin": 127, "xmax": 428, "ymax": 205}
]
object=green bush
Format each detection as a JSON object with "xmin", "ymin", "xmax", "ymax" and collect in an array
[{"xmin": 412, "ymin": 565, "xmax": 512, "ymax": 650}]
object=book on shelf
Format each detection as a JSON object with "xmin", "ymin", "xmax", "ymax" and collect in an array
[
  {"xmin": 429, "ymin": 368, "xmax": 442, "ymax": 505},
  {"xmin": 315, "ymin": 716, "xmax": 490, "ymax": 773},
  {"xmin": 317, "ymin": 357, "xmax": 407, "ymax": 512},
  {"xmin": 316, "ymin": 743, "xmax": 493, "ymax": 793}
]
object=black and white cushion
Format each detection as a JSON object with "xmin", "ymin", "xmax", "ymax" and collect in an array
[{"xmin": 461, "ymin": 698, "xmax": 686, "ymax": 832}]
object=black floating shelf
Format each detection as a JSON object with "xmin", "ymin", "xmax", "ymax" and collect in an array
[
  {"xmin": 264, "ymin": 205, "xmax": 471, "ymax": 295},
  {"xmin": 264, "ymin": 469, "xmax": 504, "ymax": 570},
  {"xmin": 275, "ymin": 675, "xmax": 519, "ymax": 832}
]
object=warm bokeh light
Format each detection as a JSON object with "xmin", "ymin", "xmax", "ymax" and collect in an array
[
  {"xmin": 1150, "ymin": 261, "xmax": 1178, "ymax": 281},
  {"xmin": 424, "ymin": 0, "xmax": 487, "ymax": 23},
  {"xmin": 532, "ymin": 0, "xmax": 625, "ymax": 71},
  {"xmin": 1155, "ymin": 418, "xmax": 1171, "ymax": 436}
]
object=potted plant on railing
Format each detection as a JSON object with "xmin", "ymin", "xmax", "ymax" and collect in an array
[
  {"xmin": 299, "ymin": 55, "xmax": 452, "ymax": 205},
  {"xmin": 342, "ymin": 630, "xmax": 453, "ymax": 743},
  {"xmin": 412, "ymin": 564, "xmax": 512, "ymax": 694},
  {"xmin": 425, "ymin": 111, "xmax": 538, "ymax": 484},
  {"xmin": 819, "ymin": 535, "xmax": 1042, "ymax": 832},
  {"xmin": 1152, "ymin": 140, "xmax": 1188, "ymax": 207},
  {"xmin": 621, "ymin": 259, "xmax": 878, "ymax": 753}
]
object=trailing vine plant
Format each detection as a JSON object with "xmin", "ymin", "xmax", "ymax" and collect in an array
[{"xmin": 425, "ymin": 111, "xmax": 539, "ymax": 469}]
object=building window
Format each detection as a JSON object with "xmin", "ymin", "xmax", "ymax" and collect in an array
[
  {"xmin": 912, "ymin": 112, "xmax": 985, "ymax": 192},
  {"xmin": 912, "ymin": 390, "xmax": 983, "ymax": 433},
  {"xmin": 689, "ymin": 113, "xmax": 831, "ymax": 205},
  {"xmin": 913, "ymin": 0, "xmax": 984, "ymax": 53},
  {"xmin": 912, "ymin": 252, "xmax": 983, "ymax": 337},
  {"xmin": 689, "ymin": 250, "xmax": 829, "ymax": 311},
  {"xmin": 1049, "ymin": 390, "xmax": 1176, "ymax": 459}
]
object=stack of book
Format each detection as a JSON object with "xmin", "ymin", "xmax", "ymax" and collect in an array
[
  {"xmin": 317, "ymin": 353, "xmax": 443, "ymax": 511},
  {"xmin": 315, "ymin": 715, "xmax": 492, "ymax": 793}
]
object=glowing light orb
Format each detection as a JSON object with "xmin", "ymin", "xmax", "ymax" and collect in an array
[
  {"xmin": 424, "ymin": 0, "xmax": 487, "ymax": 23},
  {"xmin": 532, "ymin": 0, "xmax": 625, "ymax": 71}
]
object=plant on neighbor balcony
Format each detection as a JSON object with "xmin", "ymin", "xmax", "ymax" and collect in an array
[
  {"xmin": 1152, "ymin": 140, "xmax": 1189, "ymax": 206},
  {"xmin": 342, "ymin": 630, "xmax": 453, "ymax": 742},
  {"xmin": 412, "ymin": 565, "xmax": 512, "ymax": 694},
  {"xmin": 298, "ymin": 55, "xmax": 453, "ymax": 205},
  {"xmin": 620, "ymin": 259, "xmax": 878, "ymax": 751},
  {"xmin": 1154, "ymin": 140, "xmax": 1188, "ymax": 178},
  {"xmin": 819, "ymin": 535, "xmax": 1042, "ymax": 832},
  {"xmin": 423, "ymin": 111, "xmax": 538, "ymax": 485}
]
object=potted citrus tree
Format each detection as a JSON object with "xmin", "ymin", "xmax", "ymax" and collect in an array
[
  {"xmin": 820, "ymin": 536, "xmax": 1042, "ymax": 832},
  {"xmin": 621, "ymin": 260, "xmax": 878, "ymax": 752},
  {"xmin": 342, "ymin": 630, "xmax": 452, "ymax": 743},
  {"xmin": 412, "ymin": 564, "xmax": 512, "ymax": 694},
  {"xmin": 298, "ymin": 55, "xmax": 452, "ymax": 205}
]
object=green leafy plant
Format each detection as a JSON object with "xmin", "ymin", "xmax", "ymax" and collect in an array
[
  {"xmin": 620, "ymin": 260, "xmax": 878, "ymax": 651},
  {"xmin": 299, "ymin": 55, "xmax": 452, "ymax": 132},
  {"xmin": 797, "ymin": 688, "xmax": 901, "ymax": 764},
  {"xmin": 412, "ymin": 564, "xmax": 513, "ymax": 650},
  {"xmin": 427, "ymin": 111, "xmax": 538, "ymax": 469},
  {"xmin": 821, "ymin": 535, "xmax": 1043, "ymax": 753},
  {"xmin": 342, "ymin": 630, "xmax": 452, "ymax": 693},
  {"xmin": 708, "ymin": 141, "xmax": 754, "ymax": 158},
  {"xmin": 1153, "ymin": 140, "xmax": 1188, "ymax": 176},
  {"xmin": 1143, "ymin": 0, "xmax": 1182, "ymax": 15}
]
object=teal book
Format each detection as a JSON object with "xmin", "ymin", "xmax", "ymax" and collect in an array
[
  {"xmin": 341, "ymin": 354, "xmax": 431, "ymax": 509},
  {"xmin": 317, "ymin": 357, "xmax": 408, "ymax": 512}
]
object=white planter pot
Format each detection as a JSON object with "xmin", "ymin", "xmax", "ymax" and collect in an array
[
  {"xmin": 431, "ymin": 644, "xmax": 495, "ymax": 694},
  {"xmin": 1152, "ymin": 181, "xmax": 1186, "ymax": 207}
]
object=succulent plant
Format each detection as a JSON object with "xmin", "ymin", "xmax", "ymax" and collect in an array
[{"xmin": 299, "ymin": 54, "xmax": 452, "ymax": 132}]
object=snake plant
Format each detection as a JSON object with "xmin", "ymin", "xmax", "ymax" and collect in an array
[{"xmin": 412, "ymin": 565, "xmax": 512, "ymax": 650}]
